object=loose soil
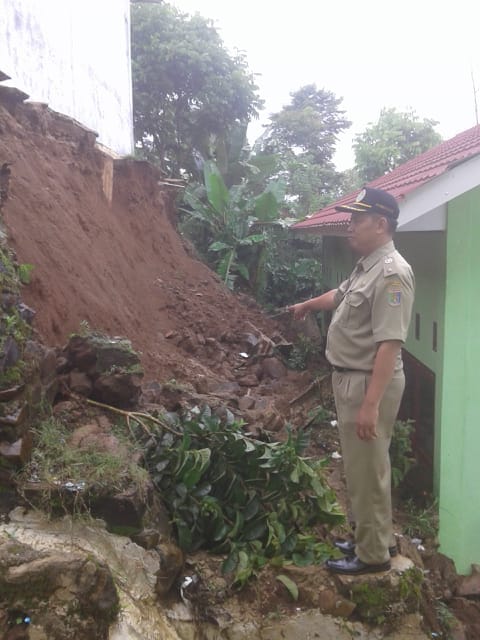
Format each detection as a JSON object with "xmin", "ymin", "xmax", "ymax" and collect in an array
[{"xmin": 0, "ymin": 99, "xmax": 287, "ymax": 388}]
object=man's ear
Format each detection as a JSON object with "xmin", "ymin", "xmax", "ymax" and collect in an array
[{"xmin": 376, "ymin": 215, "xmax": 389, "ymax": 233}]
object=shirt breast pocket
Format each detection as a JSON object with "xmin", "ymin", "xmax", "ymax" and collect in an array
[{"xmin": 340, "ymin": 291, "xmax": 367, "ymax": 327}]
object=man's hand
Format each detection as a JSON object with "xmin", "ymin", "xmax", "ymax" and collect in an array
[
  {"xmin": 356, "ymin": 400, "xmax": 379, "ymax": 440},
  {"xmin": 288, "ymin": 301, "xmax": 310, "ymax": 321}
]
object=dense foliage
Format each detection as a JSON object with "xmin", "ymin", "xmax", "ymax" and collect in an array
[
  {"xmin": 144, "ymin": 408, "xmax": 343, "ymax": 585},
  {"xmin": 260, "ymin": 228, "xmax": 324, "ymax": 308}
]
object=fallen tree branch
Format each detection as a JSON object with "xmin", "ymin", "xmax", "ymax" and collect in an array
[
  {"xmin": 67, "ymin": 393, "xmax": 183, "ymax": 437},
  {"xmin": 289, "ymin": 374, "xmax": 329, "ymax": 406}
]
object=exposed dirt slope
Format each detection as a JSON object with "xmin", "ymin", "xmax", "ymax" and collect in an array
[{"xmin": 0, "ymin": 99, "xmax": 279, "ymax": 381}]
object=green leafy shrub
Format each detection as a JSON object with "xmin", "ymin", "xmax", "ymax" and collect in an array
[
  {"xmin": 287, "ymin": 336, "xmax": 317, "ymax": 371},
  {"xmin": 390, "ymin": 419, "xmax": 415, "ymax": 488},
  {"xmin": 0, "ymin": 249, "xmax": 33, "ymax": 389},
  {"xmin": 261, "ymin": 227, "xmax": 324, "ymax": 308},
  {"xmin": 144, "ymin": 409, "xmax": 343, "ymax": 585},
  {"xmin": 307, "ymin": 404, "xmax": 334, "ymax": 425},
  {"xmin": 403, "ymin": 497, "xmax": 438, "ymax": 540}
]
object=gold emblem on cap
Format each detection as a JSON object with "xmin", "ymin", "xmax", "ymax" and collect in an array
[{"xmin": 356, "ymin": 189, "xmax": 366, "ymax": 203}]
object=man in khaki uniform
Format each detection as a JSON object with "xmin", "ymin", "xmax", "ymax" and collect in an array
[{"xmin": 290, "ymin": 187, "xmax": 414, "ymax": 575}]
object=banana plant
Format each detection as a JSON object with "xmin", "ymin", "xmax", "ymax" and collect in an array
[{"xmin": 182, "ymin": 160, "xmax": 283, "ymax": 288}]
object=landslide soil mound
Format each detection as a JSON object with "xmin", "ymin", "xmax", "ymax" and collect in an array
[{"xmin": 0, "ymin": 99, "xmax": 280, "ymax": 383}]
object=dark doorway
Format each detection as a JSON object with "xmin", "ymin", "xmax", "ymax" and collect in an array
[{"xmin": 399, "ymin": 350, "xmax": 435, "ymax": 494}]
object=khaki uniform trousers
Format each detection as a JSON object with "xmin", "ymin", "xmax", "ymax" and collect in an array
[{"xmin": 332, "ymin": 369, "xmax": 405, "ymax": 565}]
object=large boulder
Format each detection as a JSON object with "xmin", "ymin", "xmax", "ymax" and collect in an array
[
  {"xmin": 0, "ymin": 535, "xmax": 118, "ymax": 640},
  {"xmin": 62, "ymin": 334, "xmax": 143, "ymax": 407}
]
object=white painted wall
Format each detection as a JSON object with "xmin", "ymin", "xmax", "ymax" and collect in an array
[{"xmin": 0, "ymin": 0, "xmax": 133, "ymax": 155}]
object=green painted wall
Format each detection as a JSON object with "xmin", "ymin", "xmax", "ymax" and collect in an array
[
  {"xmin": 439, "ymin": 186, "xmax": 480, "ymax": 574},
  {"xmin": 395, "ymin": 233, "xmax": 446, "ymax": 377}
]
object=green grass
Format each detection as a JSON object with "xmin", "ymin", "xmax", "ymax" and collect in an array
[{"xmin": 19, "ymin": 417, "xmax": 149, "ymax": 513}]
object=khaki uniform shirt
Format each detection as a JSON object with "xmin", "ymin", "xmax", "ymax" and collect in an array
[{"xmin": 325, "ymin": 240, "xmax": 415, "ymax": 372}]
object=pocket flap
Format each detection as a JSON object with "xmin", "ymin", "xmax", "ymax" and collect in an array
[{"xmin": 345, "ymin": 292, "xmax": 365, "ymax": 307}]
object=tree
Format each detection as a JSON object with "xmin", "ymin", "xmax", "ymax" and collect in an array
[
  {"xmin": 261, "ymin": 85, "xmax": 351, "ymax": 163},
  {"xmin": 354, "ymin": 108, "xmax": 442, "ymax": 183},
  {"xmin": 256, "ymin": 85, "xmax": 351, "ymax": 216},
  {"xmin": 131, "ymin": 3, "xmax": 263, "ymax": 176}
]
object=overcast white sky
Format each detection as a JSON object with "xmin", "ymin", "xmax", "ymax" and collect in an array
[{"xmin": 170, "ymin": 0, "xmax": 480, "ymax": 169}]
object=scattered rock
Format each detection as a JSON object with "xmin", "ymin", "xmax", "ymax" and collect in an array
[
  {"xmin": 55, "ymin": 355, "xmax": 69, "ymax": 373},
  {"xmin": 17, "ymin": 303, "xmax": 35, "ymax": 325},
  {"xmin": 93, "ymin": 371, "xmax": 142, "ymax": 408},
  {"xmin": 0, "ymin": 434, "xmax": 32, "ymax": 465},
  {"xmin": 254, "ymin": 397, "xmax": 272, "ymax": 412},
  {"xmin": 52, "ymin": 400, "xmax": 77, "ymax": 418},
  {"xmin": 65, "ymin": 334, "xmax": 141, "ymax": 376},
  {"xmin": 238, "ymin": 396, "xmax": 255, "ymax": 411},
  {"xmin": 68, "ymin": 370, "xmax": 93, "ymax": 396},
  {"xmin": 0, "ymin": 384, "xmax": 24, "ymax": 402},
  {"xmin": 64, "ymin": 335, "xmax": 98, "ymax": 372},
  {"xmin": 0, "ymin": 336, "xmax": 19, "ymax": 373},
  {"xmin": 155, "ymin": 541, "xmax": 184, "ymax": 596},
  {"xmin": 457, "ymin": 563, "xmax": 480, "ymax": 596},
  {"xmin": 90, "ymin": 487, "xmax": 147, "ymax": 533},
  {"xmin": 237, "ymin": 374, "xmax": 259, "ymax": 388},
  {"xmin": 423, "ymin": 551, "xmax": 459, "ymax": 599},
  {"xmin": 209, "ymin": 381, "xmax": 241, "ymax": 397},
  {"xmin": 193, "ymin": 376, "xmax": 209, "ymax": 394},
  {"xmin": 69, "ymin": 422, "xmax": 125, "ymax": 456},
  {"xmin": 179, "ymin": 334, "xmax": 198, "ymax": 354},
  {"xmin": 141, "ymin": 380, "xmax": 163, "ymax": 404},
  {"xmin": 90, "ymin": 486, "xmax": 171, "ymax": 541},
  {"xmin": 0, "ymin": 291, "xmax": 18, "ymax": 311},
  {"xmin": 262, "ymin": 357, "xmax": 288, "ymax": 379},
  {"xmin": 262, "ymin": 408, "xmax": 285, "ymax": 432},
  {"xmin": 384, "ymin": 613, "xmax": 432, "ymax": 638},
  {"xmin": 131, "ymin": 528, "xmax": 160, "ymax": 550},
  {"xmin": 284, "ymin": 564, "xmax": 357, "ymax": 617},
  {"xmin": 160, "ymin": 384, "xmax": 185, "ymax": 411},
  {"xmin": 0, "ymin": 400, "xmax": 27, "ymax": 428}
]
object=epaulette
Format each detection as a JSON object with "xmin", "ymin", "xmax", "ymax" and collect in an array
[{"xmin": 382, "ymin": 254, "xmax": 400, "ymax": 278}]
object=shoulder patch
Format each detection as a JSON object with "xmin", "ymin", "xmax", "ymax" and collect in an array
[{"xmin": 387, "ymin": 280, "xmax": 402, "ymax": 306}]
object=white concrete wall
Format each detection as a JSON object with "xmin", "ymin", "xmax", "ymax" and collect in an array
[{"xmin": 0, "ymin": 0, "xmax": 133, "ymax": 155}]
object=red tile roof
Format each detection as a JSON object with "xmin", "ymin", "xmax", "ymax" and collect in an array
[{"xmin": 293, "ymin": 124, "xmax": 480, "ymax": 231}]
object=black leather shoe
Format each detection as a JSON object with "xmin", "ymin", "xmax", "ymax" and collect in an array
[
  {"xmin": 326, "ymin": 555, "xmax": 391, "ymax": 575},
  {"xmin": 334, "ymin": 539, "xmax": 398, "ymax": 557}
]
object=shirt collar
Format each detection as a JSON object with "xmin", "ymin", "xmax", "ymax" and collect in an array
[{"xmin": 356, "ymin": 240, "xmax": 395, "ymax": 273}]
